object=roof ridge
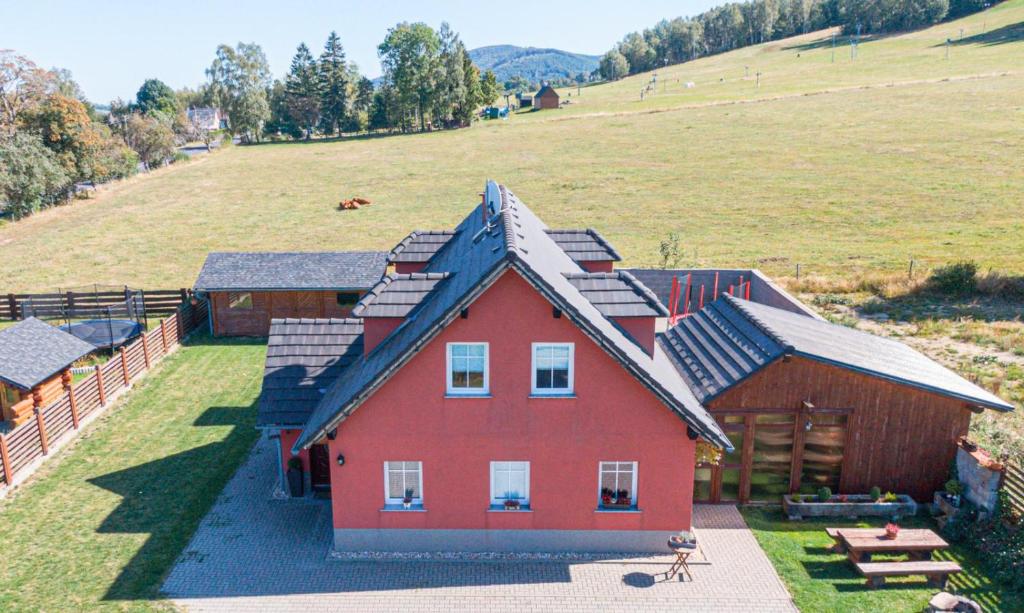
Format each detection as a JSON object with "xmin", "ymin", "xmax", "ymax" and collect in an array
[
  {"xmin": 270, "ymin": 317, "xmax": 364, "ymax": 325},
  {"xmin": 351, "ymin": 274, "xmax": 399, "ymax": 316},
  {"xmin": 618, "ymin": 270, "xmax": 669, "ymax": 316},
  {"xmin": 721, "ymin": 294, "xmax": 794, "ymax": 352},
  {"xmin": 585, "ymin": 228, "xmax": 623, "ymax": 261},
  {"xmin": 497, "ymin": 184, "xmax": 524, "ymax": 260}
]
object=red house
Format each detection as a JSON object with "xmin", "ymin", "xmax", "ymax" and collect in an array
[{"xmin": 256, "ymin": 181, "xmax": 1012, "ymax": 553}]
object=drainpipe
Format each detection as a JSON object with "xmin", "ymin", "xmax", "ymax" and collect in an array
[{"xmin": 269, "ymin": 430, "xmax": 286, "ymax": 497}]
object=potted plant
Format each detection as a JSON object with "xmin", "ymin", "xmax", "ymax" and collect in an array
[
  {"xmin": 503, "ymin": 491, "xmax": 520, "ymax": 510},
  {"xmin": 944, "ymin": 479, "xmax": 963, "ymax": 507},
  {"xmin": 601, "ymin": 487, "xmax": 614, "ymax": 507},
  {"xmin": 286, "ymin": 456, "xmax": 304, "ymax": 498},
  {"xmin": 616, "ymin": 489, "xmax": 631, "ymax": 507},
  {"xmin": 817, "ymin": 486, "xmax": 832, "ymax": 503},
  {"xmin": 883, "ymin": 491, "xmax": 898, "ymax": 503},
  {"xmin": 402, "ymin": 488, "xmax": 414, "ymax": 509},
  {"xmin": 869, "ymin": 486, "xmax": 882, "ymax": 502},
  {"xmin": 885, "ymin": 522, "xmax": 900, "ymax": 539}
]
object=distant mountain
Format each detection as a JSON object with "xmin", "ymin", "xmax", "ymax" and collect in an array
[{"xmin": 468, "ymin": 45, "xmax": 600, "ymax": 87}]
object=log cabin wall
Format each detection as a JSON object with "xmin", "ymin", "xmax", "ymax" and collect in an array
[
  {"xmin": 210, "ymin": 290, "xmax": 360, "ymax": 337},
  {"xmin": 708, "ymin": 356, "xmax": 973, "ymax": 502}
]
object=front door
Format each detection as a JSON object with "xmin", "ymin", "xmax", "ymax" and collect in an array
[{"xmin": 310, "ymin": 444, "xmax": 331, "ymax": 491}]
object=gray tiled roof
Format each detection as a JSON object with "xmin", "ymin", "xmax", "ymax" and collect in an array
[
  {"xmin": 546, "ymin": 229, "xmax": 622, "ymax": 263},
  {"xmin": 292, "ymin": 182, "xmax": 730, "ymax": 452},
  {"xmin": 564, "ymin": 272, "xmax": 669, "ymax": 317},
  {"xmin": 350, "ymin": 273, "xmax": 451, "ymax": 318},
  {"xmin": 257, "ymin": 318, "xmax": 364, "ymax": 427},
  {"xmin": 661, "ymin": 295, "xmax": 1014, "ymax": 411},
  {"xmin": 0, "ymin": 318, "xmax": 95, "ymax": 390},
  {"xmin": 388, "ymin": 230, "xmax": 457, "ymax": 264},
  {"xmin": 194, "ymin": 252, "xmax": 388, "ymax": 291}
]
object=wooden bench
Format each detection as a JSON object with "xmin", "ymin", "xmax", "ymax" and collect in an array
[{"xmin": 855, "ymin": 560, "xmax": 962, "ymax": 588}]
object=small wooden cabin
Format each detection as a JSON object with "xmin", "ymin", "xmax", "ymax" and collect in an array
[
  {"xmin": 194, "ymin": 252, "xmax": 388, "ymax": 337},
  {"xmin": 534, "ymin": 85, "xmax": 559, "ymax": 110},
  {"xmin": 0, "ymin": 318, "xmax": 95, "ymax": 427}
]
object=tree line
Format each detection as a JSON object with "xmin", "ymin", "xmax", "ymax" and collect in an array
[{"xmin": 599, "ymin": 0, "xmax": 999, "ymax": 80}]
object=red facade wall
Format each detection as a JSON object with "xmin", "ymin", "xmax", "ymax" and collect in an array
[{"xmin": 323, "ymin": 270, "xmax": 697, "ymax": 533}]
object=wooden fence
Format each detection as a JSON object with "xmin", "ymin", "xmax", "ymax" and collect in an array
[
  {"xmin": 0, "ymin": 300, "xmax": 208, "ymax": 490},
  {"xmin": 1003, "ymin": 462, "xmax": 1024, "ymax": 518},
  {"xmin": 2, "ymin": 288, "xmax": 193, "ymax": 321}
]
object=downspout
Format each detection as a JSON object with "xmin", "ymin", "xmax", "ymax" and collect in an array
[{"xmin": 269, "ymin": 430, "xmax": 286, "ymax": 497}]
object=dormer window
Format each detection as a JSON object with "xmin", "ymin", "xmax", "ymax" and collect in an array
[
  {"xmin": 532, "ymin": 343, "xmax": 574, "ymax": 395},
  {"xmin": 447, "ymin": 343, "xmax": 489, "ymax": 395}
]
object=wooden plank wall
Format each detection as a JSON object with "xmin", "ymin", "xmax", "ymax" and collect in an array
[
  {"xmin": 1004, "ymin": 462, "xmax": 1024, "ymax": 519},
  {"xmin": 0, "ymin": 301, "xmax": 207, "ymax": 490},
  {"xmin": 708, "ymin": 356, "xmax": 974, "ymax": 502},
  {"xmin": 210, "ymin": 290, "xmax": 355, "ymax": 337},
  {"xmin": 1, "ymin": 289, "xmax": 191, "ymax": 321}
]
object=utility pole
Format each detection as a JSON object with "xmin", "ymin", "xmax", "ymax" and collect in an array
[
  {"xmin": 831, "ymin": 33, "xmax": 836, "ymax": 63},
  {"xmin": 756, "ymin": 71, "xmax": 761, "ymax": 88},
  {"xmin": 945, "ymin": 38, "xmax": 951, "ymax": 60}
]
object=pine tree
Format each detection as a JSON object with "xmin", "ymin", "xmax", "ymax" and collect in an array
[
  {"xmin": 284, "ymin": 43, "xmax": 320, "ymax": 138},
  {"xmin": 318, "ymin": 32, "xmax": 349, "ymax": 135},
  {"xmin": 436, "ymin": 23, "xmax": 468, "ymax": 128}
]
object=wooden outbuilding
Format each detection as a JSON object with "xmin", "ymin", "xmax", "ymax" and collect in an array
[
  {"xmin": 194, "ymin": 252, "xmax": 388, "ymax": 337},
  {"xmin": 661, "ymin": 296, "xmax": 1014, "ymax": 502},
  {"xmin": 533, "ymin": 85, "xmax": 560, "ymax": 110},
  {"xmin": 0, "ymin": 318, "xmax": 95, "ymax": 427}
]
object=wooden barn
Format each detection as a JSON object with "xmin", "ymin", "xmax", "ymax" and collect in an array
[
  {"xmin": 660, "ymin": 295, "xmax": 1014, "ymax": 502},
  {"xmin": 194, "ymin": 252, "xmax": 388, "ymax": 337},
  {"xmin": 0, "ymin": 318, "xmax": 95, "ymax": 427},
  {"xmin": 534, "ymin": 85, "xmax": 560, "ymax": 109}
]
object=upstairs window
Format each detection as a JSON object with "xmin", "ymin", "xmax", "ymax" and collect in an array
[
  {"xmin": 491, "ymin": 461, "xmax": 530, "ymax": 507},
  {"xmin": 227, "ymin": 292, "xmax": 252, "ymax": 310},
  {"xmin": 384, "ymin": 461, "xmax": 422, "ymax": 505},
  {"xmin": 532, "ymin": 343, "xmax": 574, "ymax": 395},
  {"xmin": 599, "ymin": 461, "xmax": 637, "ymax": 509},
  {"xmin": 336, "ymin": 291, "xmax": 361, "ymax": 309},
  {"xmin": 447, "ymin": 343, "xmax": 489, "ymax": 395}
]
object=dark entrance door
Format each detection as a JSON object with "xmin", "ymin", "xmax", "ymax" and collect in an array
[{"xmin": 310, "ymin": 444, "xmax": 331, "ymax": 491}]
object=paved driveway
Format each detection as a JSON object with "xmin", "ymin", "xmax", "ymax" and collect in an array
[{"xmin": 164, "ymin": 437, "xmax": 795, "ymax": 612}]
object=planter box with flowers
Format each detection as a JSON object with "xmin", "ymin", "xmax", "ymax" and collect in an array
[{"xmin": 783, "ymin": 487, "xmax": 917, "ymax": 520}]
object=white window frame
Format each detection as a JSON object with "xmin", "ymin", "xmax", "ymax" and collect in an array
[
  {"xmin": 490, "ymin": 461, "xmax": 530, "ymax": 506},
  {"xmin": 531, "ymin": 342, "xmax": 574, "ymax": 395},
  {"xmin": 598, "ymin": 461, "xmax": 638, "ymax": 508},
  {"xmin": 446, "ymin": 342, "xmax": 489, "ymax": 395},
  {"xmin": 383, "ymin": 461, "xmax": 423, "ymax": 505}
]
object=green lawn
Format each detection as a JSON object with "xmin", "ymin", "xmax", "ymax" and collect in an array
[
  {"xmin": 740, "ymin": 506, "xmax": 1024, "ymax": 613},
  {"xmin": 1, "ymin": 3, "xmax": 1022, "ymax": 292},
  {"xmin": 0, "ymin": 335, "xmax": 265, "ymax": 611}
]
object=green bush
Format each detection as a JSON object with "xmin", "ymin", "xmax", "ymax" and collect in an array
[
  {"xmin": 817, "ymin": 486, "xmax": 832, "ymax": 503},
  {"xmin": 883, "ymin": 491, "xmax": 898, "ymax": 502},
  {"xmin": 945, "ymin": 479, "xmax": 964, "ymax": 496},
  {"xmin": 928, "ymin": 260, "xmax": 978, "ymax": 296},
  {"xmin": 869, "ymin": 486, "xmax": 881, "ymax": 501},
  {"xmin": 942, "ymin": 492, "xmax": 1024, "ymax": 592},
  {"xmin": 171, "ymin": 151, "xmax": 191, "ymax": 164}
]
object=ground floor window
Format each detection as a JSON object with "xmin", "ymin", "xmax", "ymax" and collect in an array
[
  {"xmin": 227, "ymin": 292, "xmax": 252, "ymax": 309},
  {"xmin": 490, "ymin": 461, "xmax": 529, "ymax": 507},
  {"xmin": 599, "ymin": 461, "xmax": 637, "ymax": 509},
  {"xmin": 384, "ymin": 461, "xmax": 422, "ymax": 504}
]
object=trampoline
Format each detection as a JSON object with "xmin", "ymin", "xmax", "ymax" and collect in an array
[
  {"xmin": 21, "ymin": 285, "xmax": 147, "ymax": 351},
  {"xmin": 59, "ymin": 319, "xmax": 144, "ymax": 350}
]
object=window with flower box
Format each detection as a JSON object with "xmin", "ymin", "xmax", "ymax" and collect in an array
[{"xmin": 598, "ymin": 461, "xmax": 637, "ymax": 510}]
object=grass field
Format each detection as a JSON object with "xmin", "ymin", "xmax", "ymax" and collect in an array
[
  {"xmin": 1, "ymin": 2, "xmax": 1022, "ymax": 292},
  {"xmin": 741, "ymin": 507, "xmax": 1024, "ymax": 613},
  {"xmin": 0, "ymin": 336, "xmax": 264, "ymax": 611}
]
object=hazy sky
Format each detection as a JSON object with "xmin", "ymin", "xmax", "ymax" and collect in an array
[{"xmin": 0, "ymin": 0, "xmax": 720, "ymax": 104}]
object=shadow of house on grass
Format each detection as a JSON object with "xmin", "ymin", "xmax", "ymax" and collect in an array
[{"xmin": 87, "ymin": 404, "xmax": 259, "ymax": 603}]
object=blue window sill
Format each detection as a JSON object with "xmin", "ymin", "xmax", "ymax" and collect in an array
[
  {"xmin": 529, "ymin": 393, "xmax": 575, "ymax": 399},
  {"xmin": 596, "ymin": 506, "xmax": 641, "ymax": 513},
  {"xmin": 444, "ymin": 393, "xmax": 492, "ymax": 399},
  {"xmin": 488, "ymin": 504, "xmax": 532, "ymax": 512},
  {"xmin": 381, "ymin": 504, "xmax": 427, "ymax": 512}
]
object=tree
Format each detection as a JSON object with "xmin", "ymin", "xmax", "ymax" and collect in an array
[
  {"xmin": 135, "ymin": 78, "xmax": 178, "ymax": 116},
  {"xmin": 206, "ymin": 42, "xmax": 272, "ymax": 143},
  {"xmin": 22, "ymin": 94, "xmax": 107, "ymax": 182},
  {"xmin": 599, "ymin": 50, "xmax": 630, "ymax": 81},
  {"xmin": 0, "ymin": 51, "xmax": 54, "ymax": 134},
  {"xmin": 435, "ymin": 23, "xmax": 468, "ymax": 127},
  {"xmin": 504, "ymin": 75, "xmax": 531, "ymax": 93},
  {"xmin": 456, "ymin": 52, "xmax": 482, "ymax": 126},
  {"xmin": 284, "ymin": 43, "xmax": 321, "ymax": 138},
  {"xmin": 0, "ymin": 132, "xmax": 70, "ymax": 218},
  {"xmin": 121, "ymin": 112, "xmax": 176, "ymax": 169},
  {"xmin": 378, "ymin": 22, "xmax": 441, "ymax": 131},
  {"xmin": 479, "ymin": 70, "xmax": 499, "ymax": 107},
  {"xmin": 318, "ymin": 32, "xmax": 350, "ymax": 135},
  {"xmin": 264, "ymin": 80, "xmax": 300, "ymax": 139}
]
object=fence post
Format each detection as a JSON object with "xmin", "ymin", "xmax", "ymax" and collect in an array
[
  {"xmin": 96, "ymin": 365, "xmax": 107, "ymax": 407},
  {"xmin": 0, "ymin": 433, "xmax": 10, "ymax": 485},
  {"xmin": 119, "ymin": 347, "xmax": 130, "ymax": 386},
  {"xmin": 35, "ymin": 407, "xmax": 49, "ymax": 455},
  {"xmin": 160, "ymin": 317, "xmax": 169, "ymax": 352},
  {"xmin": 65, "ymin": 371, "xmax": 80, "ymax": 429},
  {"xmin": 180, "ymin": 287, "xmax": 189, "ymax": 304},
  {"xmin": 142, "ymin": 333, "xmax": 152, "ymax": 369},
  {"xmin": 7, "ymin": 293, "xmax": 17, "ymax": 320}
]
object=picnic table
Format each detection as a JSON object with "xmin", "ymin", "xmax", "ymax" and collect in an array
[{"xmin": 826, "ymin": 527, "xmax": 961, "ymax": 588}]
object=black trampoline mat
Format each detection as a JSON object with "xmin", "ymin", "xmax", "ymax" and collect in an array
[{"xmin": 61, "ymin": 319, "xmax": 143, "ymax": 349}]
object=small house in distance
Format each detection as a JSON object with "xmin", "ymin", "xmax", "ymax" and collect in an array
[
  {"xmin": 186, "ymin": 107, "xmax": 228, "ymax": 131},
  {"xmin": 518, "ymin": 93, "xmax": 533, "ymax": 108},
  {"xmin": 0, "ymin": 318, "xmax": 95, "ymax": 427},
  {"xmin": 534, "ymin": 85, "xmax": 560, "ymax": 109},
  {"xmin": 194, "ymin": 252, "xmax": 388, "ymax": 337}
]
